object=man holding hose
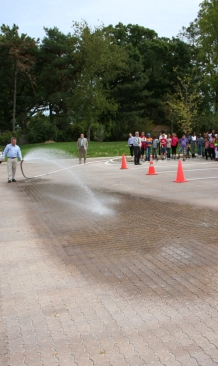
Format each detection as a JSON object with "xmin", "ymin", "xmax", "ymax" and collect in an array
[{"xmin": 2, "ymin": 137, "xmax": 23, "ymax": 183}]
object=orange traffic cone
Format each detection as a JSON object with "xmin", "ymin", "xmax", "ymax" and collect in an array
[
  {"xmin": 120, "ymin": 154, "xmax": 128, "ymax": 169},
  {"xmin": 174, "ymin": 160, "xmax": 187, "ymax": 183},
  {"xmin": 146, "ymin": 161, "xmax": 157, "ymax": 175}
]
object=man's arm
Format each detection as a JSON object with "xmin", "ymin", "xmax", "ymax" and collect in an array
[
  {"xmin": 18, "ymin": 147, "xmax": 23, "ymax": 161},
  {"xmin": 2, "ymin": 145, "xmax": 9, "ymax": 161}
]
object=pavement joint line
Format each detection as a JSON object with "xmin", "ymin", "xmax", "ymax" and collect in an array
[
  {"xmin": 187, "ymin": 176, "xmax": 218, "ymax": 181},
  {"xmin": 157, "ymin": 167, "xmax": 218, "ymax": 173},
  {"xmin": 124, "ymin": 166, "xmax": 218, "ymax": 173},
  {"xmin": 153, "ymin": 162, "xmax": 218, "ymax": 167},
  {"xmin": 106, "ymin": 160, "xmax": 218, "ymax": 167}
]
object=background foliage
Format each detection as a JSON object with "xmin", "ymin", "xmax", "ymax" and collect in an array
[{"xmin": 1, "ymin": 1, "xmax": 218, "ymax": 143}]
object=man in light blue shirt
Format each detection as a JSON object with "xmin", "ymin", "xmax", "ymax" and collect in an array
[
  {"xmin": 127, "ymin": 133, "xmax": 134, "ymax": 158},
  {"xmin": 2, "ymin": 137, "xmax": 23, "ymax": 183}
]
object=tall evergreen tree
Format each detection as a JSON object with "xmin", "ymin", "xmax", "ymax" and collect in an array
[
  {"xmin": 36, "ymin": 27, "xmax": 77, "ymax": 124},
  {"xmin": 0, "ymin": 24, "xmax": 37, "ymax": 131}
]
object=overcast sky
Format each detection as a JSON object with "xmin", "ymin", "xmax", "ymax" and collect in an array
[{"xmin": 1, "ymin": 0, "xmax": 201, "ymax": 40}]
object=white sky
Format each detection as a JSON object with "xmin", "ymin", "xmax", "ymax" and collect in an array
[{"xmin": 0, "ymin": 0, "xmax": 201, "ymax": 40}]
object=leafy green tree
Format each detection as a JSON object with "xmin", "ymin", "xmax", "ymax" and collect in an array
[
  {"xmin": 105, "ymin": 23, "xmax": 155, "ymax": 135},
  {"xmin": 104, "ymin": 23, "xmax": 194, "ymax": 135},
  {"xmin": 165, "ymin": 71, "xmax": 203, "ymax": 133},
  {"xmin": 70, "ymin": 22, "xmax": 127, "ymax": 140},
  {"xmin": 197, "ymin": 0, "xmax": 218, "ymax": 111},
  {"xmin": 0, "ymin": 33, "xmax": 13, "ymax": 132},
  {"xmin": 109, "ymin": 44, "xmax": 151, "ymax": 136},
  {"xmin": 181, "ymin": 1, "xmax": 218, "ymax": 113}
]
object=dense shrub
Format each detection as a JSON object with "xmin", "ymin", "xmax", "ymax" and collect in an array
[
  {"xmin": 27, "ymin": 115, "xmax": 58, "ymax": 143},
  {"xmin": 0, "ymin": 131, "xmax": 21, "ymax": 147}
]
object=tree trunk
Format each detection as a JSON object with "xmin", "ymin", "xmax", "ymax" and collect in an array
[
  {"xmin": 12, "ymin": 70, "xmax": 17, "ymax": 132},
  {"xmin": 49, "ymin": 103, "xmax": 53, "ymax": 122},
  {"xmin": 28, "ymin": 73, "xmax": 39, "ymax": 113},
  {"xmin": 215, "ymin": 88, "xmax": 218, "ymax": 112},
  {"xmin": 87, "ymin": 124, "xmax": 91, "ymax": 141}
]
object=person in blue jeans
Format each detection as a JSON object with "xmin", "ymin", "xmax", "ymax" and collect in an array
[
  {"xmin": 197, "ymin": 134, "xmax": 204, "ymax": 157},
  {"xmin": 145, "ymin": 133, "xmax": 153, "ymax": 161},
  {"xmin": 152, "ymin": 136, "xmax": 159, "ymax": 160}
]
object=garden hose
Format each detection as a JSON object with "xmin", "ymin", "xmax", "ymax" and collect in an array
[{"xmin": 20, "ymin": 159, "xmax": 107, "ymax": 179}]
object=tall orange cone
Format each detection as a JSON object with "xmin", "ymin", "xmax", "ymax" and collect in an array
[
  {"xmin": 174, "ymin": 160, "xmax": 187, "ymax": 183},
  {"xmin": 146, "ymin": 161, "xmax": 157, "ymax": 175},
  {"xmin": 120, "ymin": 154, "xmax": 128, "ymax": 169}
]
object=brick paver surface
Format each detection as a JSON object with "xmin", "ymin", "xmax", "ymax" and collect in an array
[{"xmin": 1, "ymin": 157, "xmax": 218, "ymax": 365}]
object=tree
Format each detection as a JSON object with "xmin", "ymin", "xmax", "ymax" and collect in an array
[
  {"xmin": 104, "ymin": 23, "xmax": 194, "ymax": 136},
  {"xmin": 70, "ymin": 22, "xmax": 127, "ymax": 140},
  {"xmin": 197, "ymin": 0, "xmax": 218, "ymax": 111},
  {"xmin": 165, "ymin": 71, "xmax": 203, "ymax": 133},
  {"xmin": 0, "ymin": 24, "xmax": 37, "ymax": 131},
  {"xmin": 181, "ymin": 1, "xmax": 218, "ymax": 113},
  {"xmin": 36, "ymin": 27, "xmax": 77, "ymax": 124}
]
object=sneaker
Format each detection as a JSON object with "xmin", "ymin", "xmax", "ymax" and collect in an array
[
  {"xmin": 8, "ymin": 180, "xmax": 11, "ymax": 183},
  {"xmin": 12, "ymin": 179, "xmax": 17, "ymax": 182}
]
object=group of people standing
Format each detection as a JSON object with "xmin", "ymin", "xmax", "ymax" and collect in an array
[{"xmin": 128, "ymin": 129, "xmax": 218, "ymax": 165}]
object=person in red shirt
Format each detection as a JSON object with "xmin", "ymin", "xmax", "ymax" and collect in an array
[
  {"xmin": 171, "ymin": 133, "xmax": 179, "ymax": 160},
  {"xmin": 160, "ymin": 134, "xmax": 167, "ymax": 160}
]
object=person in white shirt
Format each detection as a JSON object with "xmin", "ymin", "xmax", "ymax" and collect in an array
[
  {"xmin": 191, "ymin": 132, "xmax": 197, "ymax": 158},
  {"xmin": 133, "ymin": 131, "xmax": 142, "ymax": 165}
]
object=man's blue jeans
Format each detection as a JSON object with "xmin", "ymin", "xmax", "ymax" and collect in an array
[
  {"xmin": 198, "ymin": 145, "xmax": 202, "ymax": 156},
  {"xmin": 146, "ymin": 146, "xmax": 151, "ymax": 161}
]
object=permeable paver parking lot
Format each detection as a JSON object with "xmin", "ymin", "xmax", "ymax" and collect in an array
[{"xmin": 1, "ymin": 158, "xmax": 218, "ymax": 366}]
